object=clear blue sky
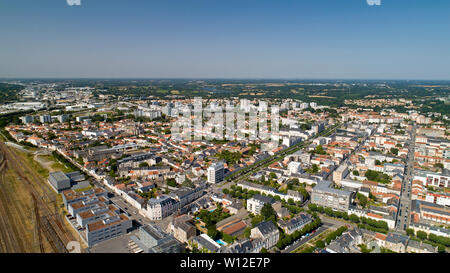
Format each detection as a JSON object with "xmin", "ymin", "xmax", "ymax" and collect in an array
[{"xmin": 1, "ymin": 0, "xmax": 449, "ymax": 79}]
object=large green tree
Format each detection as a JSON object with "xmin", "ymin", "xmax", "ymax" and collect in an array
[{"xmin": 261, "ymin": 203, "xmax": 277, "ymax": 222}]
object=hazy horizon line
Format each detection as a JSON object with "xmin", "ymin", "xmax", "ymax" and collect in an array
[{"xmin": 2, "ymin": 77, "xmax": 450, "ymax": 82}]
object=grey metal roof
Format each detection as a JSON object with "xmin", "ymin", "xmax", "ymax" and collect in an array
[
  {"xmin": 49, "ymin": 171, "xmax": 69, "ymax": 182},
  {"xmin": 254, "ymin": 221, "xmax": 278, "ymax": 237},
  {"xmin": 66, "ymin": 171, "xmax": 85, "ymax": 182},
  {"xmin": 141, "ymin": 224, "xmax": 165, "ymax": 241},
  {"xmin": 279, "ymin": 214, "xmax": 312, "ymax": 230},
  {"xmin": 147, "ymin": 195, "xmax": 177, "ymax": 206},
  {"xmin": 386, "ymin": 233, "xmax": 409, "ymax": 245},
  {"xmin": 193, "ymin": 235, "xmax": 220, "ymax": 252},
  {"xmin": 251, "ymin": 194, "xmax": 275, "ymax": 204},
  {"xmin": 313, "ymin": 180, "xmax": 353, "ymax": 197}
]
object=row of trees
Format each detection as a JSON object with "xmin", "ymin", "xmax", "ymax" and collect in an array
[
  {"xmin": 309, "ymin": 226, "xmax": 348, "ymax": 251},
  {"xmin": 276, "ymin": 217, "xmax": 322, "ymax": 250},
  {"xmin": 223, "ymin": 186, "xmax": 255, "ymax": 200},
  {"xmin": 428, "ymin": 233, "xmax": 450, "ymax": 247},
  {"xmin": 308, "ymin": 203, "xmax": 389, "ymax": 233},
  {"xmin": 308, "ymin": 203, "xmax": 351, "ymax": 220},
  {"xmin": 225, "ymin": 185, "xmax": 305, "ymax": 211},
  {"xmin": 51, "ymin": 151, "xmax": 79, "ymax": 172},
  {"xmin": 324, "ymin": 226, "xmax": 348, "ymax": 245},
  {"xmin": 406, "ymin": 228, "xmax": 449, "ymax": 252},
  {"xmin": 357, "ymin": 217, "xmax": 389, "ymax": 233}
]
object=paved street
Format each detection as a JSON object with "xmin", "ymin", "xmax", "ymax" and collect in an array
[{"xmin": 395, "ymin": 123, "xmax": 416, "ymax": 232}]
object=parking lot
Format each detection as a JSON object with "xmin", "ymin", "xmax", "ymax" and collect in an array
[{"xmin": 88, "ymin": 230, "xmax": 141, "ymax": 253}]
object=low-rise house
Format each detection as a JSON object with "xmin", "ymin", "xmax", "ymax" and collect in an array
[
  {"xmin": 385, "ymin": 233, "xmax": 409, "ymax": 253},
  {"xmin": 278, "ymin": 214, "xmax": 312, "ymax": 235},
  {"xmin": 170, "ymin": 185, "xmax": 205, "ymax": 208},
  {"xmin": 211, "ymin": 192, "xmax": 233, "ymax": 206},
  {"xmin": 272, "ymin": 202, "xmax": 290, "ymax": 218},
  {"xmin": 168, "ymin": 214, "xmax": 197, "ymax": 244},
  {"xmin": 227, "ymin": 199, "xmax": 244, "ymax": 215},
  {"xmin": 219, "ymin": 238, "xmax": 265, "ymax": 253},
  {"xmin": 409, "ymin": 222, "xmax": 450, "ymax": 238},
  {"xmin": 326, "ymin": 228, "xmax": 363, "ymax": 253},
  {"xmin": 123, "ymin": 191, "xmax": 146, "ymax": 210},
  {"xmin": 190, "ymin": 234, "xmax": 221, "ymax": 253},
  {"xmin": 406, "ymin": 239, "xmax": 437, "ymax": 253},
  {"xmin": 250, "ymin": 221, "xmax": 280, "ymax": 250}
]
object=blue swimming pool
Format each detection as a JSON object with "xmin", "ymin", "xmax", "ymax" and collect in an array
[{"xmin": 216, "ymin": 239, "xmax": 227, "ymax": 246}]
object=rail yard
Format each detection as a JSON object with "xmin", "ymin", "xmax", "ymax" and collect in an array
[{"xmin": 0, "ymin": 142, "xmax": 77, "ymax": 253}]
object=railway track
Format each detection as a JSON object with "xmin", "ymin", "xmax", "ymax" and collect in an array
[
  {"xmin": 0, "ymin": 153, "xmax": 50, "ymax": 253},
  {"xmin": 31, "ymin": 195, "xmax": 45, "ymax": 253},
  {"xmin": 10, "ymin": 152, "xmax": 73, "ymax": 245},
  {"xmin": 0, "ymin": 180, "xmax": 20, "ymax": 252},
  {"xmin": 0, "ymin": 152, "xmax": 25, "ymax": 252},
  {"xmin": 0, "ymin": 169, "xmax": 31, "ymax": 253},
  {"xmin": 0, "ymin": 143, "xmax": 73, "ymax": 253}
]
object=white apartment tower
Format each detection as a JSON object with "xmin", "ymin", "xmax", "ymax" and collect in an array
[{"xmin": 207, "ymin": 162, "xmax": 225, "ymax": 184}]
